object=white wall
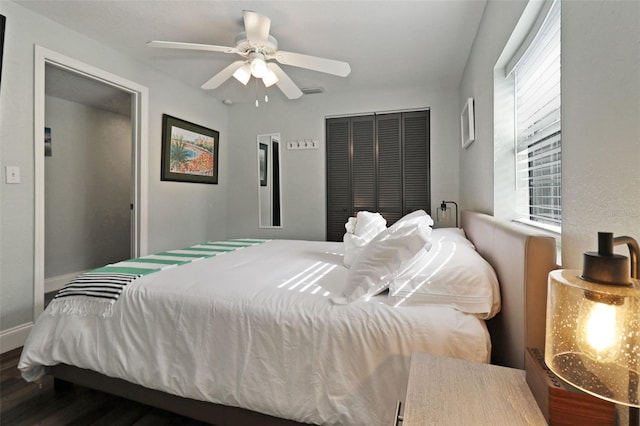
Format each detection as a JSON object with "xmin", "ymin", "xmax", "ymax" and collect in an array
[
  {"xmin": 45, "ymin": 96, "xmax": 132, "ymax": 279},
  {"xmin": 458, "ymin": 0, "xmax": 528, "ymax": 215},
  {"xmin": 226, "ymin": 86, "xmax": 461, "ymax": 240},
  {"xmin": 0, "ymin": 1, "xmax": 228, "ymax": 338},
  {"xmin": 560, "ymin": 0, "xmax": 640, "ymax": 268},
  {"xmin": 459, "ymin": 0, "xmax": 640, "ymax": 268}
]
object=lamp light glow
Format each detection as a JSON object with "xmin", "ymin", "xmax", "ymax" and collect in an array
[
  {"xmin": 577, "ymin": 293, "xmax": 626, "ymax": 362},
  {"xmin": 250, "ymin": 57, "xmax": 268, "ymax": 79}
]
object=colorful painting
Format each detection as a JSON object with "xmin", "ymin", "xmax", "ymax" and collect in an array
[{"xmin": 161, "ymin": 114, "xmax": 219, "ymax": 184}]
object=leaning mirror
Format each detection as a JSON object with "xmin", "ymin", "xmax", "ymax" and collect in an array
[{"xmin": 258, "ymin": 133, "xmax": 282, "ymax": 228}]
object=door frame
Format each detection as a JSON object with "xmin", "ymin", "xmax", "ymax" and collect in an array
[{"xmin": 33, "ymin": 46, "xmax": 149, "ymax": 319}]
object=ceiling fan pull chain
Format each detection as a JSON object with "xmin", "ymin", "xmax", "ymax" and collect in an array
[{"xmin": 254, "ymin": 78, "xmax": 259, "ymax": 107}]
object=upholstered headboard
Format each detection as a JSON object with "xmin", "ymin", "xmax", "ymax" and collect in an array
[{"xmin": 461, "ymin": 211, "xmax": 557, "ymax": 369}]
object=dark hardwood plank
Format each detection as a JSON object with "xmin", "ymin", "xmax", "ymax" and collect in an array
[{"xmin": 0, "ymin": 347, "xmax": 211, "ymax": 425}]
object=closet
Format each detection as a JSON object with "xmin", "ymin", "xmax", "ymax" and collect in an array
[{"xmin": 326, "ymin": 110, "xmax": 430, "ymax": 241}]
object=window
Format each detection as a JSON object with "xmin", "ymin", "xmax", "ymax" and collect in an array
[{"xmin": 512, "ymin": 0, "xmax": 561, "ymax": 228}]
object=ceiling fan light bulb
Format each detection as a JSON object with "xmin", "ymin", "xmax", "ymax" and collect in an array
[
  {"xmin": 251, "ymin": 57, "xmax": 268, "ymax": 78},
  {"xmin": 233, "ymin": 64, "xmax": 251, "ymax": 85},
  {"xmin": 262, "ymin": 69, "xmax": 279, "ymax": 87}
]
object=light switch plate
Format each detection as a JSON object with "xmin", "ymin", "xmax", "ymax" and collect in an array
[{"xmin": 6, "ymin": 166, "xmax": 21, "ymax": 184}]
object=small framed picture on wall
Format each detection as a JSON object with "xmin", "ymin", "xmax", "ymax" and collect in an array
[{"xmin": 461, "ymin": 97, "xmax": 475, "ymax": 149}]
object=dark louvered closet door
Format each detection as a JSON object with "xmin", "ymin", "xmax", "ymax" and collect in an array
[
  {"xmin": 351, "ymin": 116, "xmax": 376, "ymax": 214},
  {"xmin": 403, "ymin": 110, "xmax": 430, "ymax": 215},
  {"xmin": 326, "ymin": 111, "xmax": 430, "ymax": 241},
  {"xmin": 326, "ymin": 118, "xmax": 351, "ymax": 242},
  {"xmin": 376, "ymin": 113, "xmax": 403, "ymax": 226}
]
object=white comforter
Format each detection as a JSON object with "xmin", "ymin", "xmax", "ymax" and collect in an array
[{"xmin": 19, "ymin": 240, "xmax": 490, "ymax": 426}]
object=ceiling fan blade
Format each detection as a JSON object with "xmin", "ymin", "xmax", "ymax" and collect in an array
[
  {"xmin": 147, "ymin": 40, "xmax": 237, "ymax": 54},
  {"xmin": 201, "ymin": 60, "xmax": 246, "ymax": 90},
  {"xmin": 275, "ymin": 51, "xmax": 351, "ymax": 77},
  {"xmin": 243, "ymin": 10, "xmax": 271, "ymax": 44},
  {"xmin": 267, "ymin": 63, "xmax": 303, "ymax": 99}
]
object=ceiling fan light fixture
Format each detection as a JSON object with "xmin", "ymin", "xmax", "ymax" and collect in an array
[
  {"xmin": 233, "ymin": 63, "xmax": 252, "ymax": 85},
  {"xmin": 148, "ymin": 10, "xmax": 350, "ymax": 101},
  {"xmin": 250, "ymin": 56, "xmax": 268, "ymax": 79},
  {"xmin": 262, "ymin": 68, "xmax": 279, "ymax": 87}
]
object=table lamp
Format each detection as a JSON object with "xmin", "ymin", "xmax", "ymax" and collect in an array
[{"xmin": 546, "ymin": 232, "xmax": 640, "ymax": 423}]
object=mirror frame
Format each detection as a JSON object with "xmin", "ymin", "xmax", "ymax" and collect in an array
[{"xmin": 257, "ymin": 133, "xmax": 282, "ymax": 228}]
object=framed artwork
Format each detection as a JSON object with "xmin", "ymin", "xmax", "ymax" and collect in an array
[
  {"xmin": 460, "ymin": 97, "xmax": 475, "ymax": 149},
  {"xmin": 161, "ymin": 114, "xmax": 219, "ymax": 184},
  {"xmin": 259, "ymin": 143, "xmax": 268, "ymax": 186}
]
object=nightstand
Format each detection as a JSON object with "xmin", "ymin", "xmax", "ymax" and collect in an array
[{"xmin": 399, "ymin": 353, "xmax": 546, "ymax": 425}]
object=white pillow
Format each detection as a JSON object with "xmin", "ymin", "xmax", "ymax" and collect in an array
[
  {"xmin": 353, "ymin": 211, "xmax": 387, "ymax": 240},
  {"xmin": 333, "ymin": 210, "xmax": 433, "ymax": 304},
  {"xmin": 394, "ymin": 209, "xmax": 434, "ymax": 228},
  {"xmin": 343, "ymin": 211, "xmax": 387, "ymax": 267},
  {"xmin": 344, "ymin": 217, "xmax": 357, "ymax": 234},
  {"xmin": 430, "ymin": 227, "xmax": 473, "ymax": 247},
  {"xmin": 388, "ymin": 230, "xmax": 501, "ymax": 319}
]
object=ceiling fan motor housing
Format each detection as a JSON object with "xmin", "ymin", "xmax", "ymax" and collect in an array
[{"xmin": 234, "ymin": 32, "xmax": 278, "ymax": 57}]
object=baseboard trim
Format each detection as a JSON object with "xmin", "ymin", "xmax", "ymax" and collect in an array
[
  {"xmin": 0, "ymin": 322, "xmax": 32, "ymax": 354},
  {"xmin": 45, "ymin": 270, "xmax": 86, "ymax": 293}
]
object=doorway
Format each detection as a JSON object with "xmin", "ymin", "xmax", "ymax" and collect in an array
[
  {"xmin": 43, "ymin": 64, "xmax": 133, "ymax": 295},
  {"xmin": 33, "ymin": 46, "xmax": 149, "ymax": 320}
]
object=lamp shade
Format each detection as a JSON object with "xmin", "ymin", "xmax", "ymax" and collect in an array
[
  {"xmin": 232, "ymin": 63, "xmax": 251, "ymax": 85},
  {"xmin": 545, "ymin": 269, "xmax": 640, "ymax": 407},
  {"xmin": 262, "ymin": 68, "xmax": 279, "ymax": 88}
]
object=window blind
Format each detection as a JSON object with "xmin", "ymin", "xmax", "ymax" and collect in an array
[{"xmin": 514, "ymin": 0, "xmax": 561, "ymax": 227}]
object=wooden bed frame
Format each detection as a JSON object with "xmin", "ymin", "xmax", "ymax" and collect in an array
[{"xmin": 49, "ymin": 211, "xmax": 557, "ymax": 425}]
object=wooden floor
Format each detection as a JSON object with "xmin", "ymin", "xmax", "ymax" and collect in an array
[{"xmin": 0, "ymin": 347, "xmax": 210, "ymax": 425}]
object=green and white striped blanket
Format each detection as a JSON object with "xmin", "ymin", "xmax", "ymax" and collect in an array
[{"xmin": 50, "ymin": 239, "xmax": 267, "ymax": 318}]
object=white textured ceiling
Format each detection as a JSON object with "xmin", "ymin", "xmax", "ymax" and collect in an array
[{"xmin": 19, "ymin": 0, "xmax": 486, "ymax": 106}]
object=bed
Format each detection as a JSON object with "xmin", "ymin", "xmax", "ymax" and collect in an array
[{"xmin": 18, "ymin": 211, "xmax": 557, "ymax": 425}]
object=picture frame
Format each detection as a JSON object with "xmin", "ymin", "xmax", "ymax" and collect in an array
[
  {"xmin": 259, "ymin": 143, "xmax": 268, "ymax": 186},
  {"xmin": 0, "ymin": 14, "xmax": 6, "ymax": 91},
  {"xmin": 161, "ymin": 114, "xmax": 219, "ymax": 184},
  {"xmin": 460, "ymin": 97, "xmax": 475, "ymax": 149}
]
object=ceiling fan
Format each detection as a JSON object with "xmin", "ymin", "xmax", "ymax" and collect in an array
[{"xmin": 147, "ymin": 10, "xmax": 351, "ymax": 100}]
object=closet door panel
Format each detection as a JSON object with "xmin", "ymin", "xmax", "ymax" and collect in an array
[
  {"xmin": 403, "ymin": 110, "xmax": 431, "ymax": 215},
  {"xmin": 326, "ymin": 118, "xmax": 351, "ymax": 242},
  {"xmin": 351, "ymin": 116, "xmax": 376, "ymax": 213},
  {"xmin": 326, "ymin": 111, "xmax": 430, "ymax": 241},
  {"xmin": 376, "ymin": 113, "xmax": 403, "ymax": 226}
]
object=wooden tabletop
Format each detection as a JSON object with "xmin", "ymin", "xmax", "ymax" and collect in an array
[{"xmin": 402, "ymin": 353, "xmax": 547, "ymax": 425}]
